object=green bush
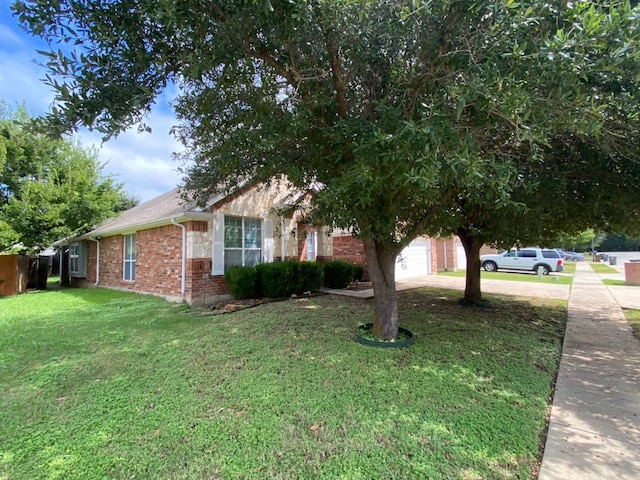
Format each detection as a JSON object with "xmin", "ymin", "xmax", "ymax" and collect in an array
[
  {"xmin": 256, "ymin": 260, "xmax": 325, "ymax": 298},
  {"xmin": 323, "ymin": 260, "xmax": 357, "ymax": 289},
  {"xmin": 256, "ymin": 262, "xmax": 292, "ymax": 298},
  {"xmin": 297, "ymin": 261, "xmax": 324, "ymax": 293},
  {"xmin": 225, "ymin": 266, "xmax": 258, "ymax": 299},
  {"xmin": 352, "ymin": 264, "xmax": 364, "ymax": 282}
]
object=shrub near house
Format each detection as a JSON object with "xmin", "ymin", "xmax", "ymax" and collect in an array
[
  {"xmin": 225, "ymin": 260, "xmax": 325, "ymax": 299},
  {"xmin": 323, "ymin": 260, "xmax": 363, "ymax": 289},
  {"xmin": 225, "ymin": 266, "xmax": 259, "ymax": 299}
]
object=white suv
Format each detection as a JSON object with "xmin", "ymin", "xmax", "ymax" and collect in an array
[{"xmin": 481, "ymin": 248, "xmax": 564, "ymax": 275}]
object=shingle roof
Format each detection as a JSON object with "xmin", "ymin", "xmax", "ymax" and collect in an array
[{"xmin": 79, "ymin": 188, "xmax": 205, "ymax": 238}]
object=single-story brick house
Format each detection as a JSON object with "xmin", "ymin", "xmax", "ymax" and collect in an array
[{"xmin": 59, "ymin": 180, "xmax": 463, "ymax": 304}]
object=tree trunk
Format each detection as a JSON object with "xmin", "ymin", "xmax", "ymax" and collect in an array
[
  {"xmin": 457, "ymin": 230, "xmax": 484, "ymax": 304},
  {"xmin": 362, "ymin": 238, "xmax": 399, "ymax": 340}
]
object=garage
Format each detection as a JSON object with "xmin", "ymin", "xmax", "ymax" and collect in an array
[{"xmin": 395, "ymin": 238, "xmax": 431, "ymax": 280}]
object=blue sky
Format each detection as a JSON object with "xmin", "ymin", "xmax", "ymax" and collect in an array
[{"xmin": 0, "ymin": 1, "xmax": 184, "ymax": 202}]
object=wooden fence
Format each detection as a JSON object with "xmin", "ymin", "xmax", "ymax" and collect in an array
[{"xmin": 0, "ymin": 254, "xmax": 31, "ymax": 297}]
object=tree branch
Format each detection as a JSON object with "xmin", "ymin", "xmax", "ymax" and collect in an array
[
  {"xmin": 325, "ymin": 30, "xmax": 347, "ymax": 117},
  {"xmin": 399, "ymin": 187, "xmax": 456, "ymax": 250}
]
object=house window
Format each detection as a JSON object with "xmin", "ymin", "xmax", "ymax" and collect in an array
[
  {"xmin": 69, "ymin": 241, "xmax": 87, "ymax": 277},
  {"xmin": 123, "ymin": 234, "xmax": 136, "ymax": 281},
  {"xmin": 306, "ymin": 231, "xmax": 317, "ymax": 260},
  {"xmin": 224, "ymin": 216, "xmax": 262, "ymax": 271},
  {"xmin": 70, "ymin": 243, "xmax": 80, "ymax": 274}
]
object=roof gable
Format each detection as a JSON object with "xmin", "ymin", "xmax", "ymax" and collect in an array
[
  {"xmin": 80, "ymin": 189, "xmax": 203, "ymax": 238},
  {"xmin": 72, "ymin": 178, "xmax": 303, "ymax": 241}
]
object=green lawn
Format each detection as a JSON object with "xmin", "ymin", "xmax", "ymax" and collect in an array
[
  {"xmin": 602, "ymin": 279, "xmax": 640, "ymax": 286},
  {"xmin": 439, "ymin": 269, "xmax": 573, "ymax": 285},
  {"xmin": 561, "ymin": 262, "xmax": 577, "ymax": 275},
  {"xmin": 624, "ymin": 309, "xmax": 640, "ymax": 339},
  {"xmin": 589, "ymin": 262, "xmax": 619, "ymax": 274},
  {"xmin": 0, "ymin": 287, "xmax": 566, "ymax": 480}
]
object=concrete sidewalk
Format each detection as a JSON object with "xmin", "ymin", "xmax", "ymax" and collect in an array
[
  {"xmin": 395, "ymin": 273, "xmax": 571, "ymax": 300},
  {"xmin": 321, "ymin": 272, "xmax": 571, "ymax": 300},
  {"xmin": 538, "ymin": 261, "xmax": 640, "ymax": 480}
]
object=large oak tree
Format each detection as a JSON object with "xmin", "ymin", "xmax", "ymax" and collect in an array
[{"xmin": 13, "ymin": 0, "xmax": 640, "ymax": 338}]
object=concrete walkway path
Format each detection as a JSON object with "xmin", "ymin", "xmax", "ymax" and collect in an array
[
  {"xmin": 321, "ymin": 272, "xmax": 571, "ymax": 300},
  {"xmin": 538, "ymin": 261, "xmax": 640, "ymax": 480}
]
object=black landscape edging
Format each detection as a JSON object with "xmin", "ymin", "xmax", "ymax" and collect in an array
[{"xmin": 355, "ymin": 323, "xmax": 414, "ymax": 348}]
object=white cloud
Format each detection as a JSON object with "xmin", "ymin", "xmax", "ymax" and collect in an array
[
  {"xmin": 0, "ymin": 22, "xmax": 24, "ymax": 47},
  {"xmin": 76, "ymin": 108, "xmax": 185, "ymax": 203},
  {"xmin": 0, "ymin": 51, "xmax": 56, "ymax": 114},
  {"xmin": 1, "ymin": 5, "xmax": 184, "ymax": 204}
]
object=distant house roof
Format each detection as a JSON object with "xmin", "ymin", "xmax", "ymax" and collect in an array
[{"xmin": 76, "ymin": 189, "xmax": 213, "ymax": 239}]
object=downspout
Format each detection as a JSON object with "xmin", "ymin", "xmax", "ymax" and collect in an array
[
  {"xmin": 171, "ymin": 218, "xmax": 187, "ymax": 296},
  {"xmin": 89, "ymin": 237, "xmax": 100, "ymax": 285},
  {"xmin": 281, "ymin": 216, "xmax": 286, "ymax": 261}
]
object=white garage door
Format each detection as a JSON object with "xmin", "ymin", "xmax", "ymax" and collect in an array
[
  {"xmin": 395, "ymin": 239, "xmax": 431, "ymax": 280},
  {"xmin": 456, "ymin": 242, "xmax": 467, "ymax": 270}
]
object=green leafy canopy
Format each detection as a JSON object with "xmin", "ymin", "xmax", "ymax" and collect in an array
[
  {"xmin": 0, "ymin": 102, "xmax": 138, "ymax": 252},
  {"xmin": 11, "ymin": 0, "xmax": 640, "ymax": 333}
]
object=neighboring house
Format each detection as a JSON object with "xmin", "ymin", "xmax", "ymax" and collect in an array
[{"xmin": 58, "ymin": 180, "xmax": 461, "ymax": 304}]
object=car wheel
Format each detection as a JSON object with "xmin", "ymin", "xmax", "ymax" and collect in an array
[
  {"xmin": 534, "ymin": 264, "xmax": 550, "ymax": 275},
  {"xmin": 483, "ymin": 261, "xmax": 497, "ymax": 272}
]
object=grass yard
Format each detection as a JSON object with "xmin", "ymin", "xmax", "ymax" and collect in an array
[
  {"xmin": 589, "ymin": 263, "xmax": 619, "ymax": 274},
  {"xmin": 560, "ymin": 262, "xmax": 577, "ymax": 275},
  {"xmin": 624, "ymin": 309, "xmax": 640, "ymax": 339},
  {"xmin": 439, "ymin": 269, "xmax": 573, "ymax": 285},
  {"xmin": 602, "ymin": 279, "xmax": 640, "ymax": 286},
  {"xmin": 0, "ymin": 287, "xmax": 566, "ymax": 480}
]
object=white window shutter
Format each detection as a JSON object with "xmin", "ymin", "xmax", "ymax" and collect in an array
[
  {"xmin": 212, "ymin": 214, "xmax": 225, "ymax": 275},
  {"xmin": 263, "ymin": 218, "xmax": 274, "ymax": 263}
]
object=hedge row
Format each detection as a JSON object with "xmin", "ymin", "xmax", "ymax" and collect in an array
[
  {"xmin": 224, "ymin": 260, "xmax": 363, "ymax": 299},
  {"xmin": 323, "ymin": 260, "xmax": 363, "ymax": 289}
]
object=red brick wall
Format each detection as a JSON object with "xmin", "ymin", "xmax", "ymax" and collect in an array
[
  {"xmin": 82, "ymin": 226, "xmax": 183, "ymax": 297},
  {"xmin": 430, "ymin": 238, "xmax": 438, "ymax": 274},
  {"xmin": 86, "ymin": 241, "xmax": 96, "ymax": 281},
  {"xmin": 186, "ymin": 258, "xmax": 231, "ymax": 304},
  {"xmin": 71, "ymin": 224, "xmax": 232, "ymax": 305},
  {"xmin": 187, "ymin": 269, "xmax": 230, "ymax": 305},
  {"xmin": 314, "ymin": 235, "xmax": 369, "ymax": 280},
  {"xmin": 96, "ymin": 235, "xmax": 124, "ymax": 286},
  {"xmin": 331, "ymin": 235, "xmax": 366, "ymax": 265},
  {"xmin": 625, "ymin": 262, "xmax": 640, "ymax": 284},
  {"xmin": 135, "ymin": 225, "xmax": 183, "ymax": 297},
  {"xmin": 435, "ymin": 238, "xmax": 457, "ymax": 272}
]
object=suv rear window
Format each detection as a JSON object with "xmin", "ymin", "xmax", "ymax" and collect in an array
[
  {"xmin": 518, "ymin": 250, "xmax": 537, "ymax": 258},
  {"xmin": 542, "ymin": 250, "xmax": 560, "ymax": 258}
]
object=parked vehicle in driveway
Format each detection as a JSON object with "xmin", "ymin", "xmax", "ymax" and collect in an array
[
  {"xmin": 554, "ymin": 249, "xmax": 583, "ymax": 261},
  {"xmin": 565, "ymin": 251, "xmax": 585, "ymax": 261},
  {"xmin": 481, "ymin": 248, "xmax": 565, "ymax": 275}
]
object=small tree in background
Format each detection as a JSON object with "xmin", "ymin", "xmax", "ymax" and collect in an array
[{"xmin": 0, "ymin": 102, "xmax": 137, "ymax": 252}]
